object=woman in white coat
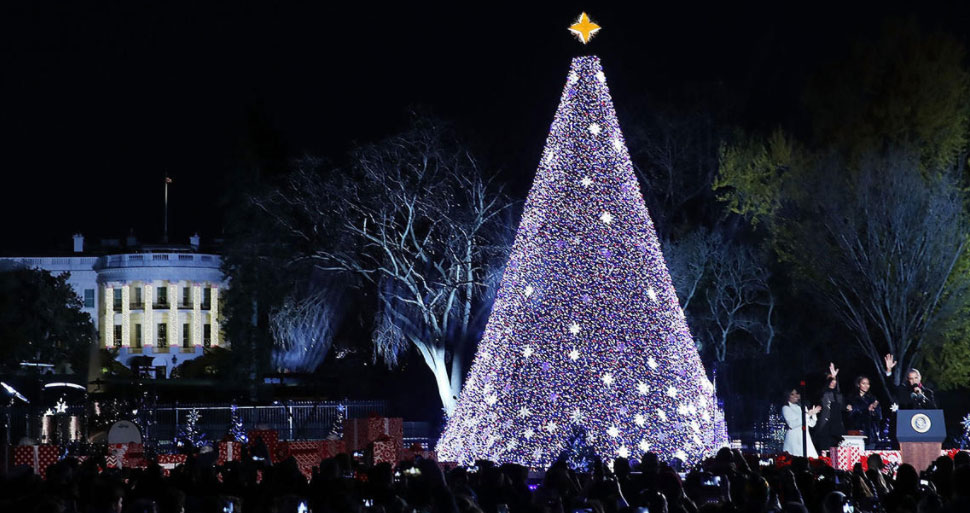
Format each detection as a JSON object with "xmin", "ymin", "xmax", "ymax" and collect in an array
[{"xmin": 782, "ymin": 388, "xmax": 822, "ymax": 457}]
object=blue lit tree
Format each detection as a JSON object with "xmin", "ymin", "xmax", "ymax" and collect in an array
[{"xmin": 437, "ymin": 56, "xmax": 726, "ymax": 466}]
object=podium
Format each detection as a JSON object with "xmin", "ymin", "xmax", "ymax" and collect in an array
[{"xmin": 896, "ymin": 410, "xmax": 945, "ymax": 472}]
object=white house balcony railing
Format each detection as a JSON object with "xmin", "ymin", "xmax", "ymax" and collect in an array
[{"xmin": 97, "ymin": 253, "xmax": 221, "ymax": 270}]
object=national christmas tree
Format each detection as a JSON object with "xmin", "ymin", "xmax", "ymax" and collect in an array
[{"xmin": 437, "ymin": 19, "xmax": 726, "ymax": 466}]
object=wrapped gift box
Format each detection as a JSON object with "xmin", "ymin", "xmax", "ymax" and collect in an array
[
  {"xmin": 831, "ymin": 446, "xmax": 863, "ymax": 470},
  {"xmin": 218, "ymin": 441, "xmax": 243, "ymax": 464},
  {"xmin": 13, "ymin": 445, "xmax": 60, "ymax": 478},
  {"xmin": 156, "ymin": 454, "xmax": 187, "ymax": 468},
  {"xmin": 343, "ymin": 416, "xmax": 403, "ymax": 451},
  {"xmin": 368, "ymin": 436, "xmax": 402, "ymax": 466}
]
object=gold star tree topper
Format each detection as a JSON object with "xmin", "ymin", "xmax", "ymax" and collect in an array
[{"xmin": 568, "ymin": 12, "xmax": 601, "ymax": 44}]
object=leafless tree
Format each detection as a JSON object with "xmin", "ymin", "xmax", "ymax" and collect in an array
[
  {"xmin": 664, "ymin": 229, "xmax": 714, "ymax": 311},
  {"xmin": 794, "ymin": 151, "xmax": 969, "ymax": 394},
  {"xmin": 270, "ymin": 287, "xmax": 342, "ymax": 373},
  {"xmin": 255, "ymin": 118, "xmax": 513, "ymax": 414},
  {"xmin": 664, "ymin": 229, "xmax": 776, "ymax": 360},
  {"xmin": 628, "ymin": 110, "xmax": 721, "ymax": 240}
]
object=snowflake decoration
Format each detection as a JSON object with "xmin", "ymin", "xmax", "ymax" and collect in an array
[
  {"xmin": 518, "ymin": 407, "xmax": 531, "ymax": 418},
  {"xmin": 524, "ymin": 428, "xmax": 534, "ymax": 439},
  {"xmin": 600, "ymin": 212, "xmax": 613, "ymax": 224},
  {"xmin": 637, "ymin": 382, "xmax": 649, "ymax": 395},
  {"xmin": 634, "ymin": 414, "xmax": 646, "ymax": 427},
  {"xmin": 639, "ymin": 440, "xmax": 650, "ymax": 452},
  {"xmin": 596, "ymin": 71, "xmax": 606, "ymax": 83},
  {"xmin": 602, "ymin": 373, "xmax": 615, "ymax": 385},
  {"xmin": 569, "ymin": 323, "xmax": 581, "ymax": 335},
  {"xmin": 607, "ymin": 426, "xmax": 620, "ymax": 438},
  {"xmin": 545, "ymin": 421, "xmax": 558, "ymax": 433},
  {"xmin": 571, "ymin": 408, "xmax": 584, "ymax": 424},
  {"xmin": 524, "ymin": 285, "xmax": 535, "ymax": 297},
  {"xmin": 588, "ymin": 123, "xmax": 601, "ymax": 135},
  {"xmin": 523, "ymin": 346, "xmax": 534, "ymax": 357},
  {"xmin": 617, "ymin": 446, "xmax": 630, "ymax": 458},
  {"xmin": 657, "ymin": 410, "xmax": 668, "ymax": 422},
  {"xmin": 646, "ymin": 287, "xmax": 657, "ymax": 302},
  {"xmin": 569, "ymin": 349, "xmax": 580, "ymax": 361},
  {"xmin": 647, "ymin": 357, "xmax": 659, "ymax": 369},
  {"xmin": 581, "ymin": 176, "xmax": 593, "ymax": 187},
  {"xmin": 486, "ymin": 394, "xmax": 498, "ymax": 406}
]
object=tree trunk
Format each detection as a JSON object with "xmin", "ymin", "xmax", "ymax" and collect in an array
[{"xmin": 431, "ymin": 348, "xmax": 458, "ymax": 416}]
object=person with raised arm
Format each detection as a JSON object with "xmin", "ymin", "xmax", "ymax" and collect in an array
[{"xmin": 883, "ymin": 354, "xmax": 936, "ymax": 409}]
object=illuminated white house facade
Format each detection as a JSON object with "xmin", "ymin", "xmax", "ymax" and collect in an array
[{"xmin": 0, "ymin": 234, "xmax": 227, "ymax": 373}]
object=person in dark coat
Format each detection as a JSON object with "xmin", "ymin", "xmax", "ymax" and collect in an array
[
  {"xmin": 815, "ymin": 363, "xmax": 848, "ymax": 452},
  {"xmin": 846, "ymin": 375, "xmax": 882, "ymax": 449},
  {"xmin": 883, "ymin": 354, "xmax": 936, "ymax": 409}
]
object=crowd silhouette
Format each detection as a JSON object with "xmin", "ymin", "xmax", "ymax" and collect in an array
[{"xmin": 2, "ymin": 447, "xmax": 970, "ymax": 513}]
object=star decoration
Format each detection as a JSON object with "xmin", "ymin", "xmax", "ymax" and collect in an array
[
  {"xmin": 505, "ymin": 441, "xmax": 517, "ymax": 452},
  {"xmin": 634, "ymin": 414, "xmax": 646, "ymax": 427},
  {"xmin": 657, "ymin": 410, "xmax": 668, "ymax": 422},
  {"xmin": 523, "ymin": 345, "xmax": 534, "ymax": 357},
  {"xmin": 639, "ymin": 440, "xmax": 650, "ymax": 452},
  {"xmin": 546, "ymin": 151, "xmax": 555, "ymax": 163},
  {"xmin": 597, "ymin": 71, "xmax": 607, "ymax": 83},
  {"xmin": 518, "ymin": 407, "xmax": 531, "ymax": 418},
  {"xmin": 545, "ymin": 421, "xmax": 558, "ymax": 433},
  {"xmin": 637, "ymin": 382, "xmax": 649, "ymax": 395},
  {"xmin": 570, "ymin": 408, "xmax": 584, "ymax": 423},
  {"xmin": 646, "ymin": 287, "xmax": 657, "ymax": 302},
  {"xmin": 588, "ymin": 123, "xmax": 601, "ymax": 135},
  {"xmin": 524, "ymin": 428, "xmax": 534, "ymax": 439},
  {"xmin": 569, "ymin": 323, "xmax": 581, "ymax": 335},
  {"xmin": 666, "ymin": 386, "xmax": 678, "ymax": 398},
  {"xmin": 580, "ymin": 176, "xmax": 593, "ymax": 187},
  {"xmin": 485, "ymin": 394, "xmax": 498, "ymax": 406},
  {"xmin": 569, "ymin": 349, "xmax": 580, "ymax": 361},
  {"xmin": 600, "ymin": 212, "xmax": 613, "ymax": 224},
  {"xmin": 524, "ymin": 285, "xmax": 535, "ymax": 297},
  {"xmin": 607, "ymin": 425, "xmax": 620, "ymax": 438},
  {"xmin": 617, "ymin": 446, "xmax": 630, "ymax": 458},
  {"xmin": 647, "ymin": 357, "xmax": 658, "ymax": 369},
  {"xmin": 568, "ymin": 12, "xmax": 601, "ymax": 44},
  {"xmin": 612, "ymin": 138, "xmax": 623, "ymax": 151},
  {"xmin": 602, "ymin": 373, "xmax": 614, "ymax": 385}
]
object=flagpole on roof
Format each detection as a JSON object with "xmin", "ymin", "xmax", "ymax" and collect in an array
[{"xmin": 163, "ymin": 175, "xmax": 172, "ymax": 243}]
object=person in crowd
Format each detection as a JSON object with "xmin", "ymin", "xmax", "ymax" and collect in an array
[
  {"xmin": 782, "ymin": 388, "xmax": 822, "ymax": 458},
  {"xmin": 815, "ymin": 363, "xmax": 848, "ymax": 452},
  {"xmin": 884, "ymin": 354, "xmax": 937, "ymax": 409},
  {"xmin": 847, "ymin": 375, "xmax": 882, "ymax": 449}
]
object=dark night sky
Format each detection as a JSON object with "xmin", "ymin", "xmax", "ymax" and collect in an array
[{"xmin": 2, "ymin": 2, "xmax": 969, "ymax": 253}]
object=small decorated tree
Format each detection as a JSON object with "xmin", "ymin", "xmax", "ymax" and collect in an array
[
  {"xmin": 176, "ymin": 408, "xmax": 206, "ymax": 450},
  {"xmin": 229, "ymin": 405, "xmax": 248, "ymax": 444}
]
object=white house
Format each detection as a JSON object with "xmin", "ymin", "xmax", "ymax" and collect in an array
[{"xmin": 0, "ymin": 234, "xmax": 227, "ymax": 375}]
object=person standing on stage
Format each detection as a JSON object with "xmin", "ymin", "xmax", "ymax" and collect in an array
[
  {"xmin": 847, "ymin": 375, "xmax": 882, "ymax": 449},
  {"xmin": 783, "ymin": 388, "xmax": 822, "ymax": 458},
  {"xmin": 883, "ymin": 354, "xmax": 937, "ymax": 409},
  {"xmin": 815, "ymin": 362, "xmax": 848, "ymax": 451}
]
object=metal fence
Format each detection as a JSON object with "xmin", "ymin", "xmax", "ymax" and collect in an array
[{"xmin": 152, "ymin": 400, "xmax": 388, "ymax": 443}]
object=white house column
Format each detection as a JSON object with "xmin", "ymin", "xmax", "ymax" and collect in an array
[
  {"xmin": 192, "ymin": 283, "xmax": 202, "ymax": 350},
  {"xmin": 168, "ymin": 282, "xmax": 177, "ymax": 351},
  {"xmin": 103, "ymin": 286, "xmax": 114, "ymax": 348},
  {"xmin": 210, "ymin": 286, "xmax": 219, "ymax": 347},
  {"xmin": 120, "ymin": 284, "xmax": 130, "ymax": 348},
  {"xmin": 144, "ymin": 284, "xmax": 154, "ymax": 349}
]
